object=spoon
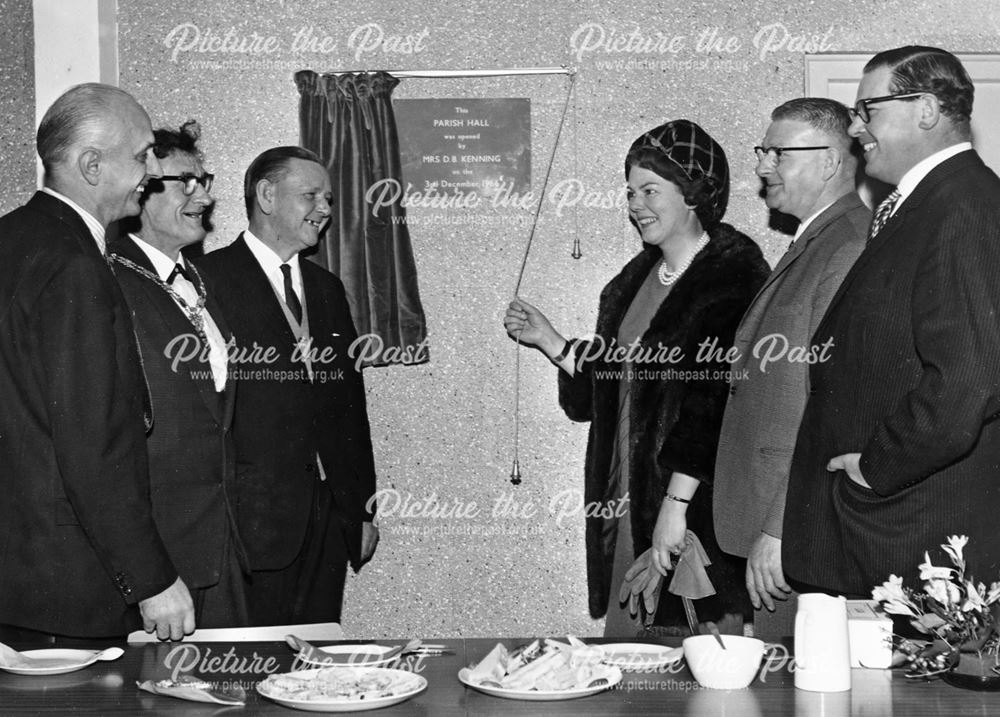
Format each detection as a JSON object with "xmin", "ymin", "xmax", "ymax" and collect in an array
[
  {"xmin": 92, "ymin": 647, "xmax": 126, "ymax": 662},
  {"xmin": 705, "ymin": 622, "xmax": 728, "ymax": 651}
]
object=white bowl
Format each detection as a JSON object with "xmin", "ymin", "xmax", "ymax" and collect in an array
[{"xmin": 682, "ymin": 635, "xmax": 765, "ymax": 689}]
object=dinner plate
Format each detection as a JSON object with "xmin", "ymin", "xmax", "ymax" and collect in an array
[
  {"xmin": 256, "ymin": 667, "xmax": 427, "ymax": 712},
  {"xmin": 0, "ymin": 649, "xmax": 119, "ymax": 676},
  {"xmin": 600, "ymin": 643, "xmax": 684, "ymax": 671},
  {"xmin": 458, "ymin": 666, "xmax": 622, "ymax": 701},
  {"xmin": 298, "ymin": 644, "xmax": 398, "ymax": 668}
]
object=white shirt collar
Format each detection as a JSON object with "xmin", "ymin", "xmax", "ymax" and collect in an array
[
  {"xmin": 793, "ymin": 200, "xmax": 836, "ymax": 242},
  {"xmin": 243, "ymin": 229, "xmax": 302, "ymax": 299},
  {"xmin": 129, "ymin": 234, "xmax": 184, "ymax": 282},
  {"xmin": 895, "ymin": 142, "xmax": 973, "ymax": 211},
  {"xmin": 41, "ymin": 187, "xmax": 106, "ymax": 253}
]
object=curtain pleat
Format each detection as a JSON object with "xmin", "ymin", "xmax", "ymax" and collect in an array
[{"xmin": 296, "ymin": 70, "xmax": 429, "ymax": 368}]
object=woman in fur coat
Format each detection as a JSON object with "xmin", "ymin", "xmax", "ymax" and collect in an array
[{"xmin": 505, "ymin": 120, "xmax": 769, "ymax": 636}]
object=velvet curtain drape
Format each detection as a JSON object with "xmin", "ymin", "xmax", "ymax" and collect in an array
[{"xmin": 295, "ymin": 70, "xmax": 428, "ymax": 368}]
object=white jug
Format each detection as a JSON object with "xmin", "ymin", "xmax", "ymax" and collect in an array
[{"xmin": 794, "ymin": 593, "xmax": 852, "ymax": 692}]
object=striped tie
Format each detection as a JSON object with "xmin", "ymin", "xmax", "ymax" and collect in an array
[{"xmin": 867, "ymin": 189, "xmax": 900, "ymax": 243}]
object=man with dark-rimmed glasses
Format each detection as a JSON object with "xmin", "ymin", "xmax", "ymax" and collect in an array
[
  {"xmin": 715, "ymin": 98, "xmax": 868, "ymax": 638},
  {"xmin": 110, "ymin": 121, "xmax": 249, "ymax": 630},
  {"xmin": 784, "ymin": 46, "xmax": 1000, "ymax": 599}
]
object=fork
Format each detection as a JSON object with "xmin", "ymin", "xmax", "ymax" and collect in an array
[
  {"xmin": 285, "ymin": 635, "xmax": 336, "ymax": 664},
  {"xmin": 286, "ymin": 635, "xmax": 433, "ymax": 664},
  {"xmin": 377, "ymin": 638, "xmax": 422, "ymax": 660}
]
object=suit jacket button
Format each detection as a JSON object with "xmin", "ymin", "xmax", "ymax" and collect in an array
[
  {"xmin": 808, "ymin": 387, "xmax": 817, "ymax": 395},
  {"xmin": 305, "ymin": 464, "xmax": 315, "ymax": 473},
  {"xmin": 729, "ymin": 385, "xmax": 737, "ymax": 396}
]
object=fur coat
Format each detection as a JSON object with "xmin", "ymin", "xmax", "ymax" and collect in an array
[{"xmin": 559, "ymin": 223, "xmax": 770, "ymax": 619}]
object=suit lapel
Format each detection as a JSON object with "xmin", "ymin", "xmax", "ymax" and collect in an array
[
  {"xmin": 229, "ymin": 235, "xmax": 301, "ymax": 349},
  {"xmin": 770, "ymin": 194, "xmax": 864, "ymax": 295},
  {"xmin": 732, "ymin": 195, "xmax": 853, "ymax": 366},
  {"xmin": 301, "ymin": 262, "xmax": 332, "ymax": 338},
  {"xmin": 28, "ymin": 191, "xmax": 105, "ymax": 259},
  {"xmin": 816, "ymin": 151, "xmax": 979, "ymax": 335},
  {"xmin": 735, "ymin": 193, "xmax": 869, "ymax": 377},
  {"xmin": 112, "ymin": 237, "xmax": 226, "ymax": 425}
]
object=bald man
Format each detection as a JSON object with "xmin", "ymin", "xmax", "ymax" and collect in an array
[{"xmin": 0, "ymin": 84, "xmax": 194, "ymax": 639}]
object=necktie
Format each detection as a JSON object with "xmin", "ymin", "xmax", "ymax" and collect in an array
[
  {"xmin": 280, "ymin": 263, "xmax": 303, "ymax": 324},
  {"xmin": 166, "ymin": 262, "xmax": 190, "ymax": 285},
  {"xmin": 867, "ymin": 189, "xmax": 900, "ymax": 243}
]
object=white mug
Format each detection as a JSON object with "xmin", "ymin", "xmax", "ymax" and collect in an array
[{"xmin": 794, "ymin": 593, "xmax": 852, "ymax": 692}]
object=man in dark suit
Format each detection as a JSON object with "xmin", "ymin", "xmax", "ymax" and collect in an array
[
  {"xmin": 783, "ymin": 47, "xmax": 1000, "ymax": 596},
  {"xmin": 0, "ymin": 84, "xmax": 194, "ymax": 639},
  {"xmin": 110, "ymin": 121, "xmax": 248, "ymax": 627},
  {"xmin": 714, "ymin": 98, "xmax": 868, "ymax": 631},
  {"xmin": 196, "ymin": 146, "xmax": 378, "ymax": 625}
]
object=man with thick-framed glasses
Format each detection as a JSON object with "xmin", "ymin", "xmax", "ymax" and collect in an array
[
  {"xmin": 784, "ymin": 46, "xmax": 1000, "ymax": 600},
  {"xmin": 714, "ymin": 98, "xmax": 868, "ymax": 638},
  {"xmin": 109, "ymin": 121, "xmax": 248, "ymax": 629},
  {"xmin": 153, "ymin": 172, "xmax": 215, "ymax": 195}
]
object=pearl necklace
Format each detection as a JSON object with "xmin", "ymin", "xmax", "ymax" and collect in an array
[{"xmin": 658, "ymin": 232, "xmax": 709, "ymax": 286}]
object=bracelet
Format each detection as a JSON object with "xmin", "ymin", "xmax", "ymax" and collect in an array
[
  {"xmin": 553, "ymin": 339, "xmax": 573, "ymax": 363},
  {"xmin": 665, "ymin": 492, "xmax": 690, "ymax": 504}
]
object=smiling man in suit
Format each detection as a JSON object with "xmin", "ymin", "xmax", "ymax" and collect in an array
[
  {"xmin": 110, "ymin": 121, "xmax": 248, "ymax": 628},
  {"xmin": 783, "ymin": 47, "xmax": 1000, "ymax": 596},
  {"xmin": 0, "ymin": 84, "xmax": 193, "ymax": 640},
  {"xmin": 196, "ymin": 146, "xmax": 378, "ymax": 625},
  {"xmin": 714, "ymin": 98, "xmax": 868, "ymax": 634}
]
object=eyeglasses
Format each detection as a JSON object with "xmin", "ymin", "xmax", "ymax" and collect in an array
[
  {"xmin": 849, "ymin": 92, "xmax": 925, "ymax": 123},
  {"xmin": 753, "ymin": 146, "xmax": 831, "ymax": 164},
  {"xmin": 156, "ymin": 173, "xmax": 215, "ymax": 195}
]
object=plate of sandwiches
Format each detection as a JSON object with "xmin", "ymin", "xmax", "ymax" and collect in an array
[
  {"xmin": 459, "ymin": 637, "xmax": 622, "ymax": 701},
  {"xmin": 257, "ymin": 666, "xmax": 427, "ymax": 712}
]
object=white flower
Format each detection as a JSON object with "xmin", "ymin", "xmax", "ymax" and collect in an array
[
  {"xmin": 882, "ymin": 600, "xmax": 918, "ymax": 616},
  {"xmin": 942, "ymin": 535, "xmax": 969, "ymax": 566},
  {"xmin": 873, "ymin": 575, "xmax": 918, "ymax": 615},
  {"xmin": 925, "ymin": 578, "xmax": 955, "ymax": 606},
  {"xmin": 872, "ymin": 575, "xmax": 907, "ymax": 602},
  {"xmin": 987, "ymin": 581, "xmax": 1000, "ymax": 605},
  {"xmin": 919, "ymin": 551, "xmax": 956, "ymax": 581},
  {"xmin": 962, "ymin": 580, "xmax": 985, "ymax": 612},
  {"xmin": 948, "ymin": 582, "xmax": 962, "ymax": 605}
]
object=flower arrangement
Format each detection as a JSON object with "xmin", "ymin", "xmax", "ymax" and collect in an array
[{"xmin": 872, "ymin": 535, "xmax": 1000, "ymax": 679}]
